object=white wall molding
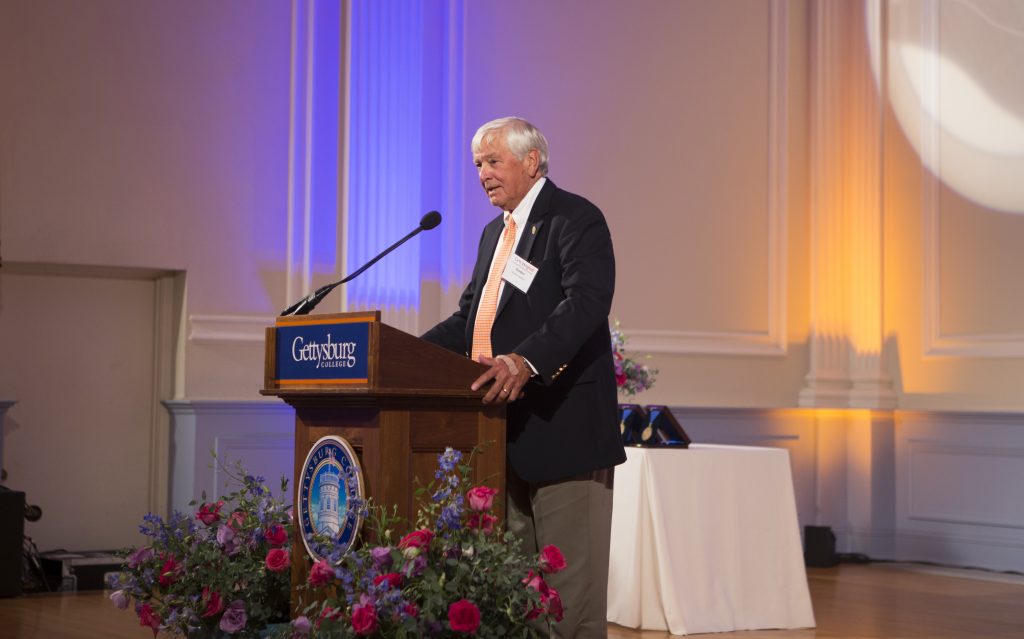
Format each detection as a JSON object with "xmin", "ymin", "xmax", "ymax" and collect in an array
[
  {"xmin": 163, "ymin": 399, "xmax": 295, "ymax": 513},
  {"xmin": 651, "ymin": 405, "xmax": 1024, "ymax": 571},
  {"xmin": 630, "ymin": 0, "xmax": 788, "ymax": 358},
  {"xmin": 629, "ymin": 328, "xmax": 786, "ymax": 357},
  {"xmin": 764, "ymin": 0, "xmax": 789, "ymax": 357},
  {"xmin": 148, "ymin": 274, "xmax": 183, "ymax": 517},
  {"xmin": 895, "ymin": 410, "xmax": 1024, "ymax": 571},
  {"xmin": 918, "ymin": 1, "xmax": 1024, "ymax": 358},
  {"xmin": 188, "ymin": 314, "xmax": 275, "ymax": 344},
  {"xmin": 923, "ymin": 331, "xmax": 1024, "ymax": 358},
  {"xmin": 906, "ymin": 440, "xmax": 1024, "ymax": 529}
]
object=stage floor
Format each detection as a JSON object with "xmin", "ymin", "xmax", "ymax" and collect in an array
[{"xmin": 1, "ymin": 563, "xmax": 1022, "ymax": 638}]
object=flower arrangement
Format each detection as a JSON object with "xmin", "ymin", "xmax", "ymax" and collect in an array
[
  {"xmin": 289, "ymin": 447, "xmax": 566, "ymax": 638},
  {"xmin": 611, "ymin": 319, "xmax": 658, "ymax": 396},
  {"xmin": 108, "ymin": 461, "xmax": 292, "ymax": 637}
]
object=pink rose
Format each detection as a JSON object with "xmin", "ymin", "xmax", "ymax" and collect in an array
[
  {"xmin": 264, "ymin": 523, "xmax": 288, "ymax": 547},
  {"xmin": 308, "ymin": 558, "xmax": 335, "ymax": 587},
  {"xmin": 137, "ymin": 603, "xmax": 161, "ymax": 637},
  {"xmin": 398, "ymin": 529, "xmax": 434, "ymax": 551},
  {"xmin": 350, "ymin": 602, "xmax": 378, "ymax": 635},
  {"xmin": 227, "ymin": 510, "xmax": 247, "ymax": 530},
  {"xmin": 372, "ymin": 572, "xmax": 402, "ymax": 590},
  {"xmin": 546, "ymin": 586, "xmax": 564, "ymax": 622},
  {"xmin": 539, "ymin": 544, "xmax": 567, "ymax": 574},
  {"xmin": 196, "ymin": 501, "xmax": 224, "ymax": 526},
  {"xmin": 447, "ymin": 598, "xmax": 481, "ymax": 634},
  {"xmin": 265, "ymin": 548, "xmax": 290, "ymax": 573},
  {"xmin": 158, "ymin": 556, "xmax": 178, "ymax": 588},
  {"xmin": 318, "ymin": 606, "xmax": 343, "ymax": 625},
  {"xmin": 467, "ymin": 513, "xmax": 498, "ymax": 534},
  {"xmin": 524, "ymin": 571, "xmax": 563, "ymax": 621},
  {"xmin": 201, "ymin": 587, "xmax": 225, "ymax": 618},
  {"xmin": 401, "ymin": 602, "xmax": 419, "ymax": 618},
  {"xmin": 466, "ymin": 485, "xmax": 498, "ymax": 512},
  {"xmin": 523, "ymin": 570, "xmax": 548, "ymax": 595}
]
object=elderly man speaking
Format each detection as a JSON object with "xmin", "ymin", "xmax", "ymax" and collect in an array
[{"xmin": 423, "ymin": 116, "xmax": 624, "ymax": 638}]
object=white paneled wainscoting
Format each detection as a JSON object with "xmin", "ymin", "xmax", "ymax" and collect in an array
[
  {"xmin": 163, "ymin": 400, "xmax": 295, "ymax": 515},
  {"xmin": 674, "ymin": 407, "xmax": 1024, "ymax": 575},
  {"xmin": 162, "ymin": 400, "xmax": 1024, "ymax": 575}
]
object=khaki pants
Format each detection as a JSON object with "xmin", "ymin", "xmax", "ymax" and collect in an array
[{"xmin": 506, "ymin": 466, "xmax": 615, "ymax": 639}]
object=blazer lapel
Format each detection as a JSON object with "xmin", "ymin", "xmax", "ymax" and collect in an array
[{"xmin": 495, "ymin": 180, "xmax": 555, "ymax": 318}]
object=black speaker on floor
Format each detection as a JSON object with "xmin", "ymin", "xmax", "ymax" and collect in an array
[
  {"xmin": 0, "ymin": 488, "xmax": 26, "ymax": 597},
  {"xmin": 803, "ymin": 525, "xmax": 838, "ymax": 567}
]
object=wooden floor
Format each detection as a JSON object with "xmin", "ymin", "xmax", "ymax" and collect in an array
[{"xmin": 1, "ymin": 563, "xmax": 1023, "ymax": 638}]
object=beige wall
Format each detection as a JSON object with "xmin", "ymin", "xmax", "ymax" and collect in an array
[
  {"xmin": 1, "ymin": 1, "xmax": 293, "ymax": 401},
  {"xmin": 0, "ymin": 1, "xmax": 293, "ymax": 549},
  {"xmin": 881, "ymin": 0, "xmax": 1024, "ymax": 411},
  {"xmin": 462, "ymin": 0, "xmax": 812, "ymax": 408},
  {"xmin": 2, "ymin": 0, "xmax": 1023, "ymax": 553}
]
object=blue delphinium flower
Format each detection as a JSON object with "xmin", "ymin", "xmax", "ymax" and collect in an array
[
  {"xmin": 438, "ymin": 447, "xmax": 462, "ymax": 473},
  {"xmin": 139, "ymin": 512, "xmax": 164, "ymax": 539},
  {"xmin": 436, "ymin": 494, "xmax": 464, "ymax": 533}
]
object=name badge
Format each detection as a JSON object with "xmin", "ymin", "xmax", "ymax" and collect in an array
[{"xmin": 502, "ymin": 254, "xmax": 538, "ymax": 293}]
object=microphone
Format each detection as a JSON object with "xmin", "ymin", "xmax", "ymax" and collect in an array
[{"xmin": 280, "ymin": 211, "xmax": 443, "ymax": 316}]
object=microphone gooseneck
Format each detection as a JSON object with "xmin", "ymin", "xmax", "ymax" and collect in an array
[{"xmin": 279, "ymin": 211, "xmax": 443, "ymax": 316}]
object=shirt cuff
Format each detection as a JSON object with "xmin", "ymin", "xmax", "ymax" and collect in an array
[{"xmin": 520, "ymin": 356, "xmax": 539, "ymax": 377}]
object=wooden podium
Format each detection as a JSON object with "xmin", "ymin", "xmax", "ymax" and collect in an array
[{"xmin": 261, "ymin": 311, "xmax": 505, "ymax": 591}]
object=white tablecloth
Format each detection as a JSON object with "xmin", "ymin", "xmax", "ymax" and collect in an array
[{"xmin": 607, "ymin": 444, "xmax": 816, "ymax": 635}]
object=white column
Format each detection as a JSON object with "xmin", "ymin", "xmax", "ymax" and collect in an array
[{"xmin": 800, "ymin": 0, "xmax": 895, "ymax": 410}]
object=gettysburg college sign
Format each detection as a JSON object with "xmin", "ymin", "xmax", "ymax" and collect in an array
[{"xmin": 272, "ymin": 314, "xmax": 371, "ymax": 385}]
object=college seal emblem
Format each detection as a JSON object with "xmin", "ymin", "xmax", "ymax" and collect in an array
[{"xmin": 297, "ymin": 435, "xmax": 365, "ymax": 560}]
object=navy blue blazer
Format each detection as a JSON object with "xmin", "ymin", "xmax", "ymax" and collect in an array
[{"xmin": 422, "ymin": 179, "xmax": 626, "ymax": 483}]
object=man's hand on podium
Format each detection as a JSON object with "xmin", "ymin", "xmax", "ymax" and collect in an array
[{"xmin": 471, "ymin": 353, "xmax": 531, "ymax": 404}]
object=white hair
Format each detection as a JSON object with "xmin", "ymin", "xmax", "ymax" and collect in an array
[{"xmin": 471, "ymin": 116, "xmax": 549, "ymax": 176}]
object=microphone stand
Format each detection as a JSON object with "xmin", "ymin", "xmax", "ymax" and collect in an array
[{"xmin": 280, "ymin": 213, "xmax": 441, "ymax": 316}]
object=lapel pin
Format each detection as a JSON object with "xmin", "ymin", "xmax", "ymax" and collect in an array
[{"xmin": 531, "ymin": 225, "xmax": 537, "ymax": 235}]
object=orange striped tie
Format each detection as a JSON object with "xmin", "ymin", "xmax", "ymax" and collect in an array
[{"xmin": 471, "ymin": 216, "xmax": 517, "ymax": 362}]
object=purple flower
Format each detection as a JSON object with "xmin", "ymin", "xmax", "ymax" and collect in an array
[
  {"xmin": 109, "ymin": 589, "xmax": 129, "ymax": 609},
  {"xmin": 370, "ymin": 546, "xmax": 393, "ymax": 569},
  {"xmin": 437, "ymin": 447, "xmax": 461, "ymax": 473},
  {"xmin": 216, "ymin": 524, "xmax": 240, "ymax": 555},
  {"xmin": 218, "ymin": 599, "xmax": 247, "ymax": 634},
  {"xmin": 291, "ymin": 615, "xmax": 312, "ymax": 635},
  {"xmin": 126, "ymin": 546, "xmax": 154, "ymax": 568},
  {"xmin": 402, "ymin": 553, "xmax": 427, "ymax": 578}
]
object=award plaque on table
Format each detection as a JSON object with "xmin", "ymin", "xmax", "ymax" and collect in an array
[
  {"xmin": 619, "ymin": 404, "xmax": 647, "ymax": 446},
  {"xmin": 642, "ymin": 405, "xmax": 691, "ymax": 448}
]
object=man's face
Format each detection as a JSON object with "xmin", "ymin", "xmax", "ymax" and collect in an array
[{"xmin": 473, "ymin": 134, "xmax": 540, "ymax": 212}]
